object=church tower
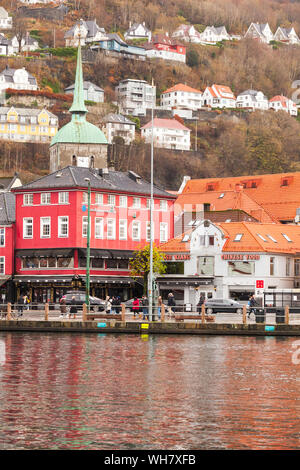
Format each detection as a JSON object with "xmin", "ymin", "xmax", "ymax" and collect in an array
[{"xmin": 49, "ymin": 44, "xmax": 108, "ymax": 172}]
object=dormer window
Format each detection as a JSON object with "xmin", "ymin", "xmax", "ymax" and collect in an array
[{"xmin": 234, "ymin": 233, "xmax": 243, "ymax": 242}]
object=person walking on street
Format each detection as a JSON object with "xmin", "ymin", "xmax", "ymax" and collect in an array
[
  {"xmin": 105, "ymin": 296, "xmax": 112, "ymax": 314},
  {"xmin": 157, "ymin": 296, "xmax": 163, "ymax": 320},
  {"xmin": 132, "ymin": 297, "xmax": 139, "ymax": 318},
  {"xmin": 197, "ymin": 294, "xmax": 205, "ymax": 314},
  {"xmin": 17, "ymin": 295, "xmax": 24, "ymax": 317},
  {"xmin": 60, "ymin": 298, "xmax": 67, "ymax": 318},
  {"xmin": 167, "ymin": 292, "xmax": 176, "ymax": 318},
  {"xmin": 69, "ymin": 296, "xmax": 77, "ymax": 319},
  {"xmin": 248, "ymin": 295, "xmax": 258, "ymax": 318},
  {"xmin": 142, "ymin": 295, "xmax": 149, "ymax": 320}
]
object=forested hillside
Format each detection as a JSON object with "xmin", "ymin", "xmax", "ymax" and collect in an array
[{"xmin": 1, "ymin": 0, "xmax": 300, "ymax": 188}]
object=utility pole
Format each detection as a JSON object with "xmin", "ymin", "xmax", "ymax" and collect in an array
[
  {"xmin": 84, "ymin": 178, "xmax": 91, "ymax": 312},
  {"xmin": 148, "ymin": 79, "xmax": 155, "ymax": 321}
]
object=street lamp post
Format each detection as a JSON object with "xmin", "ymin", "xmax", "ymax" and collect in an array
[
  {"xmin": 148, "ymin": 80, "xmax": 155, "ymax": 322},
  {"xmin": 84, "ymin": 178, "xmax": 91, "ymax": 312}
]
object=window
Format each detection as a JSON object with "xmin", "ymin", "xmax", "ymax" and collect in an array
[
  {"xmin": 41, "ymin": 193, "xmax": 51, "ymax": 205},
  {"xmin": 23, "ymin": 218, "xmax": 33, "ymax": 238},
  {"xmin": 228, "ymin": 261, "xmax": 255, "ymax": 276},
  {"xmin": 0, "ymin": 228, "xmax": 5, "ymax": 247},
  {"xmin": 147, "ymin": 198, "xmax": 154, "ymax": 209},
  {"xmin": 40, "ymin": 217, "xmax": 51, "ymax": 238},
  {"xmin": 146, "ymin": 222, "xmax": 154, "ymax": 241},
  {"xmin": 82, "ymin": 216, "xmax": 88, "ymax": 237},
  {"xmin": 23, "ymin": 193, "xmax": 33, "ymax": 205},
  {"xmin": 182, "ymin": 234, "xmax": 190, "ymax": 242},
  {"xmin": 119, "ymin": 196, "xmax": 127, "ymax": 208},
  {"xmin": 132, "ymin": 221, "xmax": 140, "ymax": 241},
  {"xmin": 267, "ymin": 235, "xmax": 277, "ymax": 243},
  {"xmin": 58, "ymin": 216, "xmax": 68, "ymax": 238},
  {"xmin": 234, "ymin": 233, "xmax": 243, "ymax": 242},
  {"xmin": 160, "ymin": 200, "xmax": 167, "ymax": 211},
  {"xmin": 95, "ymin": 193, "xmax": 103, "ymax": 205},
  {"xmin": 295, "ymin": 259, "xmax": 300, "ymax": 276},
  {"xmin": 59, "ymin": 192, "xmax": 69, "ymax": 204},
  {"xmin": 160, "ymin": 222, "xmax": 168, "ymax": 242},
  {"xmin": 119, "ymin": 219, "xmax": 127, "ymax": 240},
  {"xmin": 108, "ymin": 194, "xmax": 115, "ymax": 206},
  {"xmin": 82, "ymin": 192, "xmax": 88, "ymax": 204},
  {"xmin": 270, "ymin": 257, "xmax": 275, "ymax": 276},
  {"xmin": 257, "ymin": 233, "xmax": 267, "ymax": 242},
  {"xmin": 0, "ymin": 256, "xmax": 4, "ymax": 275},
  {"xmin": 107, "ymin": 219, "xmax": 116, "ymax": 239},
  {"xmin": 132, "ymin": 197, "xmax": 141, "ymax": 209},
  {"xmin": 282, "ymin": 233, "xmax": 292, "ymax": 242},
  {"xmin": 208, "ymin": 235, "xmax": 214, "ymax": 246},
  {"xmin": 95, "ymin": 217, "xmax": 103, "ymax": 239},
  {"xmin": 197, "ymin": 256, "xmax": 214, "ymax": 276},
  {"xmin": 286, "ymin": 258, "xmax": 291, "ymax": 277}
]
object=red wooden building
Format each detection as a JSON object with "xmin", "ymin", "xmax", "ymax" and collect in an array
[{"xmin": 12, "ymin": 166, "xmax": 175, "ymax": 303}]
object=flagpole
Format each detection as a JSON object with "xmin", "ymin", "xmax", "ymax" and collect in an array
[{"xmin": 148, "ymin": 79, "xmax": 155, "ymax": 321}]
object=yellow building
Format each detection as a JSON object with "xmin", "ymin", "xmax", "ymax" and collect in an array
[{"xmin": 0, "ymin": 107, "xmax": 58, "ymax": 143}]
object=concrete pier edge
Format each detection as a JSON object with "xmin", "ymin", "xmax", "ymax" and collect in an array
[{"xmin": 0, "ymin": 320, "xmax": 300, "ymax": 336}]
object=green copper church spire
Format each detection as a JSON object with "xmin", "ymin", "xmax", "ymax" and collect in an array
[{"xmin": 69, "ymin": 41, "xmax": 88, "ymax": 115}]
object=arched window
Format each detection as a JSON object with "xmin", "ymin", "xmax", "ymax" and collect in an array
[
  {"xmin": 72, "ymin": 155, "xmax": 77, "ymax": 166},
  {"xmin": 90, "ymin": 155, "xmax": 95, "ymax": 168}
]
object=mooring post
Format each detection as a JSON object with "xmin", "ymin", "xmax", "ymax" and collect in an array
[
  {"xmin": 161, "ymin": 304, "xmax": 165, "ymax": 322},
  {"xmin": 121, "ymin": 303, "xmax": 126, "ymax": 322},
  {"xmin": 82, "ymin": 303, "xmax": 87, "ymax": 322},
  {"xmin": 7, "ymin": 302, "xmax": 11, "ymax": 321},
  {"xmin": 243, "ymin": 305, "xmax": 247, "ymax": 324},
  {"xmin": 201, "ymin": 303, "xmax": 205, "ymax": 323},
  {"xmin": 285, "ymin": 305, "xmax": 289, "ymax": 325},
  {"xmin": 45, "ymin": 303, "xmax": 49, "ymax": 321}
]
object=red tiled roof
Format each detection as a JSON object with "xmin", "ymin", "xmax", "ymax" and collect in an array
[
  {"xmin": 141, "ymin": 117, "xmax": 190, "ymax": 131},
  {"xmin": 162, "ymin": 83, "xmax": 202, "ymax": 95},
  {"xmin": 269, "ymin": 95, "xmax": 296, "ymax": 108}
]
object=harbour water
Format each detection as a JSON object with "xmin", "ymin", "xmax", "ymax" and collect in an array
[{"xmin": 0, "ymin": 332, "xmax": 299, "ymax": 450}]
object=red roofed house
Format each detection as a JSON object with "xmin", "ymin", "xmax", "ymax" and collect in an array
[
  {"xmin": 158, "ymin": 219, "xmax": 300, "ymax": 306},
  {"xmin": 202, "ymin": 84, "xmax": 236, "ymax": 108},
  {"xmin": 141, "ymin": 118, "xmax": 191, "ymax": 150},
  {"xmin": 269, "ymin": 95, "xmax": 297, "ymax": 116},
  {"xmin": 160, "ymin": 83, "xmax": 202, "ymax": 110},
  {"xmin": 144, "ymin": 33, "xmax": 186, "ymax": 63}
]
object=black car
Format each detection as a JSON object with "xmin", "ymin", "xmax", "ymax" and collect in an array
[
  {"xmin": 61, "ymin": 292, "xmax": 105, "ymax": 311},
  {"xmin": 205, "ymin": 299, "xmax": 244, "ymax": 315}
]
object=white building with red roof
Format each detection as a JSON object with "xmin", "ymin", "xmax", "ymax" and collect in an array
[
  {"xmin": 172, "ymin": 24, "xmax": 202, "ymax": 43},
  {"xmin": 269, "ymin": 95, "xmax": 297, "ymax": 116},
  {"xmin": 202, "ymin": 84, "xmax": 236, "ymax": 108},
  {"xmin": 141, "ymin": 118, "xmax": 191, "ymax": 150},
  {"xmin": 144, "ymin": 33, "xmax": 186, "ymax": 63},
  {"xmin": 160, "ymin": 83, "xmax": 202, "ymax": 110}
]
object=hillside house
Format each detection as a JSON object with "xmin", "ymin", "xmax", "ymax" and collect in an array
[
  {"xmin": 144, "ymin": 33, "xmax": 186, "ymax": 63},
  {"xmin": 141, "ymin": 118, "xmax": 191, "ymax": 151},
  {"xmin": 236, "ymin": 90, "xmax": 269, "ymax": 110},
  {"xmin": 172, "ymin": 25, "xmax": 202, "ymax": 43},
  {"xmin": 274, "ymin": 27, "xmax": 300, "ymax": 44},
  {"xmin": 124, "ymin": 22, "xmax": 151, "ymax": 42},
  {"xmin": 92, "ymin": 33, "xmax": 146, "ymax": 60},
  {"xmin": 64, "ymin": 19, "xmax": 106, "ymax": 47},
  {"xmin": 0, "ymin": 7, "xmax": 12, "ymax": 30},
  {"xmin": 160, "ymin": 83, "xmax": 202, "ymax": 110},
  {"xmin": 115, "ymin": 79, "xmax": 156, "ymax": 116},
  {"xmin": 65, "ymin": 81, "xmax": 104, "ymax": 103},
  {"xmin": 244, "ymin": 23, "xmax": 274, "ymax": 43},
  {"xmin": 0, "ymin": 67, "xmax": 38, "ymax": 93},
  {"xmin": 202, "ymin": 84, "xmax": 236, "ymax": 108},
  {"xmin": 102, "ymin": 113, "xmax": 135, "ymax": 145},
  {"xmin": 198, "ymin": 26, "xmax": 231, "ymax": 44},
  {"xmin": 269, "ymin": 95, "xmax": 297, "ymax": 116}
]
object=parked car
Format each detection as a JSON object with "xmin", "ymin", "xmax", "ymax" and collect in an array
[
  {"xmin": 205, "ymin": 298, "xmax": 244, "ymax": 315},
  {"xmin": 61, "ymin": 292, "xmax": 105, "ymax": 311}
]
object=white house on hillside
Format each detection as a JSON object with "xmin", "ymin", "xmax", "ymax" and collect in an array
[
  {"xmin": 64, "ymin": 19, "xmax": 106, "ymax": 47},
  {"xmin": 244, "ymin": 23, "xmax": 274, "ymax": 43},
  {"xmin": 124, "ymin": 22, "xmax": 151, "ymax": 42},
  {"xmin": 65, "ymin": 81, "xmax": 104, "ymax": 103},
  {"xmin": 160, "ymin": 83, "xmax": 202, "ymax": 110},
  {"xmin": 102, "ymin": 113, "xmax": 135, "ymax": 145},
  {"xmin": 202, "ymin": 84, "xmax": 236, "ymax": 108},
  {"xmin": 141, "ymin": 118, "xmax": 191, "ymax": 151},
  {"xmin": 0, "ymin": 67, "xmax": 38, "ymax": 92},
  {"xmin": 172, "ymin": 24, "xmax": 202, "ymax": 43},
  {"xmin": 274, "ymin": 27, "xmax": 300, "ymax": 44},
  {"xmin": 115, "ymin": 78, "xmax": 156, "ymax": 116},
  {"xmin": 269, "ymin": 95, "xmax": 297, "ymax": 116},
  {"xmin": 0, "ymin": 7, "xmax": 12, "ymax": 30},
  {"xmin": 236, "ymin": 90, "xmax": 269, "ymax": 110},
  {"xmin": 199, "ymin": 26, "xmax": 231, "ymax": 44}
]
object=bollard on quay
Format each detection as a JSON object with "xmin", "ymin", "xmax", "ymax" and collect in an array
[
  {"xmin": 243, "ymin": 305, "xmax": 247, "ymax": 324},
  {"xmin": 201, "ymin": 303, "xmax": 205, "ymax": 324},
  {"xmin": 121, "ymin": 303, "xmax": 126, "ymax": 322},
  {"xmin": 7, "ymin": 302, "xmax": 12, "ymax": 321},
  {"xmin": 161, "ymin": 304, "xmax": 165, "ymax": 322},
  {"xmin": 285, "ymin": 305, "xmax": 289, "ymax": 325},
  {"xmin": 45, "ymin": 303, "xmax": 49, "ymax": 321},
  {"xmin": 82, "ymin": 303, "xmax": 87, "ymax": 322}
]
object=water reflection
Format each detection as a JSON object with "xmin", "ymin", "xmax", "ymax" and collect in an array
[{"xmin": 0, "ymin": 332, "xmax": 299, "ymax": 450}]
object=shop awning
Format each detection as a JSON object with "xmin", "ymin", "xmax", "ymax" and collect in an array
[
  {"xmin": 89, "ymin": 276, "xmax": 136, "ymax": 284},
  {"xmin": 13, "ymin": 275, "xmax": 74, "ymax": 283},
  {"xmin": 0, "ymin": 275, "xmax": 11, "ymax": 287},
  {"xmin": 156, "ymin": 276, "xmax": 214, "ymax": 286},
  {"xmin": 16, "ymin": 249, "xmax": 74, "ymax": 258},
  {"xmin": 78, "ymin": 249, "xmax": 133, "ymax": 259}
]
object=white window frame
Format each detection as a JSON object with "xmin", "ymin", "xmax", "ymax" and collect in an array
[
  {"xmin": 40, "ymin": 217, "xmax": 51, "ymax": 238},
  {"xmin": 119, "ymin": 195, "xmax": 127, "ymax": 208},
  {"xmin": 0, "ymin": 227, "xmax": 5, "ymax": 247},
  {"xmin": 82, "ymin": 216, "xmax": 89, "ymax": 238},
  {"xmin": 159, "ymin": 199, "xmax": 167, "ymax": 211},
  {"xmin": 160, "ymin": 222, "xmax": 168, "ymax": 243},
  {"xmin": 95, "ymin": 217, "xmax": 104, "ymax": 239},
  {"xmin": 95, "ymin": 193, "xmax": 103, "ymax": 205},
  {"xmin": 58, "ymin": 216, "xmax": 69, "ymax": 238},
  {"xmin": 107, "ymin": 219, "xmax": 116, "ymax": 240},
  {"xmin": 82, "ymin": 192, "xmax": 88, "ymax": 204},
  {"xmin": 0, "ymin": 256, "xmax": 4, "ymax": 275},
  {"xmin": 58, "ymin": 192, "xmax": 69, "ymax": 204},
  {"xmin": 40, "ymin": 192, "xmax": 51, "ymax": 205},
  {"xmin": 119, "ymin": 219, "xmax": 127, "ymax": 240},
  {"xmin": 132, "ymin": 197, "xmax": 141, "ymax": 209},
  {"xmin": 107, "ymin": 194, "xmax": 116, "ymax": 206},
  {"xmin": 146, "ymin": 221, "xmax": 155, "ymax": 242},
  {"xmin": 23, "ymin": 218, "xmax": 33, "ymax": 239},
  {"xmin": 132, "ymin": 220, "xmax": 141, "ymax": 241},
  {"xmin": 23, "ymin": 193, "xmax": 33, "ymax": 206}
]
